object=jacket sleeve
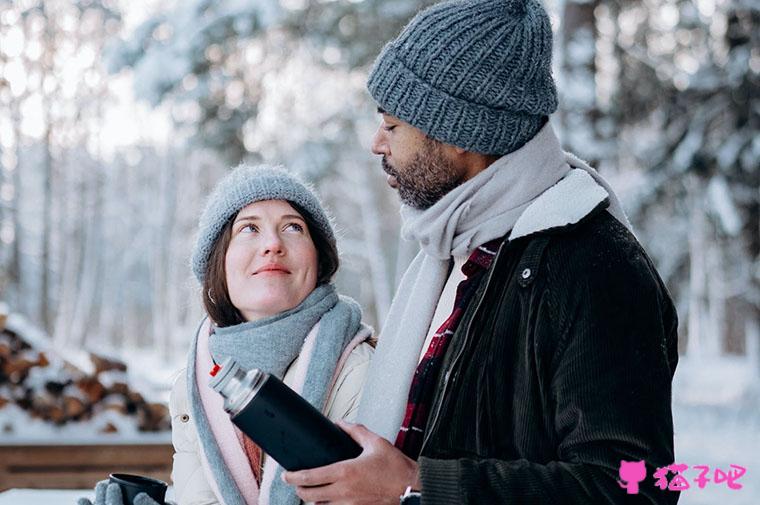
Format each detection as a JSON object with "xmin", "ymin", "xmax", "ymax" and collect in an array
[
  {"xmin": 418, "ymin": 239, "xmax": 679, "ymax": 505},
  {"xmin": 324, "ymin": 341, "xmax": 374, "ymax": 422},
  {"xmin": 169, "ymin": 371, "xmax": 223, "ymax": 505}
]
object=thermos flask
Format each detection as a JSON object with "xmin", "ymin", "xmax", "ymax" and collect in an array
[{"xmin": 209, "ymin": 357, "xmax": 362, "ymax": 471}]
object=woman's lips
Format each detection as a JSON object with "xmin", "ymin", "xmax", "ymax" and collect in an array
[{"xmin": 253, "ymin": 265, "xmax": 290, "ymax": 275}]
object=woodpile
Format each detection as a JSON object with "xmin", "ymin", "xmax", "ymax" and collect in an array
[{"xmin": 0, "ymin": 319, "xmax": 170, "ymax": 433}]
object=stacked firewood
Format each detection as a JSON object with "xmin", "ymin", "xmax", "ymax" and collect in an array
[{"xmin": 0, "ymin": 315, "xmax": 170, "ymax": 433}]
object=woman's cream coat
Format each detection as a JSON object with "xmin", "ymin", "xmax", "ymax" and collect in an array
[{"xmin": 169, "ymin": 336, "xmax": 373, "ymax": 505}]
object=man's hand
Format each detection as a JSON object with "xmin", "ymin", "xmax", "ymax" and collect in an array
[{"xmin": 282, "ymin": 420, "xmax": 420, "ymax": 505}]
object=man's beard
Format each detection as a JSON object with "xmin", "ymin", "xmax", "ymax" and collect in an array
[{"xmin": 381, "ymin": 141, "xmax": 463, "ymax": 210}]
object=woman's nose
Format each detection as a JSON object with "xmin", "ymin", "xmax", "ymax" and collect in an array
[{"xmin": 261, "ymin": 232, "xmax": 285, "ymax": 256}]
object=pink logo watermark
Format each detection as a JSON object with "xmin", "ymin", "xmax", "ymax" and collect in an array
[
  {"xmin": 618, "ymin": 460, "xmax": 747, "ymax": 493},
  {"xmin": 619, "ymin": 460, "xmax": 647, "ymax": 494}
]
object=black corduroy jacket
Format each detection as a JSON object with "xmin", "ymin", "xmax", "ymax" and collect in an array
[{"xmin": 417, "ymin": 207, "xmax": 680, "ymax": 505}]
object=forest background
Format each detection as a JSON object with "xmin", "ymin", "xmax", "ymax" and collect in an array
[{"xmin": 0, "ymin": 0, "xmax": 757, "ymax": 503}]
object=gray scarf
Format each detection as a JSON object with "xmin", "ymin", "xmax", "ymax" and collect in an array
[
  {"xmin": 357, "ymin": 122, "xmax": 631, "ymax": 441},
  {"xmin": 188, "ymin": 283, "xmax": 362, "ymax": 505}
]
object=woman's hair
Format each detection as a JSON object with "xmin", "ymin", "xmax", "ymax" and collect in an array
[{"xmin": 202, "ymin": 201, "xmax": 339, "ymax": 327}]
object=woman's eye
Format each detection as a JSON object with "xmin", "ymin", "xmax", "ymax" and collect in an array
[
  {"xmin": 240, "ymin": 224, "xmax": 258, "ymax": 233},
  {"xmin": 285, "ymin": 222, "xmax": 304, "ymax": 232}
]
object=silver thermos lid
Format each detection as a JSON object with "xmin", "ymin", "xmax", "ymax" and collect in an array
[{"xmin": 208, "ymin": 357, "xmax": 267, "ymax": 417}]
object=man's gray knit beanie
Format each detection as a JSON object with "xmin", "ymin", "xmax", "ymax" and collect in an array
[
  {"xmin": 191, "ymin": 164, "xmax": 335, "ymax": 283},
  {"xmin": 367, "ymin": 0, "xmax": 558, "ymax": 155}
]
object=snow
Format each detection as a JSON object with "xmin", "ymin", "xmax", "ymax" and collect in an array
[
  {"xmin": 672, "ymin": 127, "xmax": 704, "ymax": 172},
  {"xmin": 707, "ymin": 176, "xmax": 742, "ymax": 236},
  {"xmin": 671, "ymin": 356, "xmax": 760, "ymax": 504},
  {"xmin": 0, "ymin": 488, "xmax": 176, "ymax": 504},
  {"xmin": 0, "ymin": 489, "xmax": 93, "ymax": 505}
]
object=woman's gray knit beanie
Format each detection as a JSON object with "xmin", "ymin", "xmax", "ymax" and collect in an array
[
  {"xmin": 191, "ymin": 164, "xmax": 335, "ymax": 283},
  {"xmin": 367, "ymin": 0, "xmax": 558, "ymax": 155}
]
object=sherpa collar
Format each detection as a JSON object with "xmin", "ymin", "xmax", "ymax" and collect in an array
[{"xmin": 509, "ymin": 168, "xmax": 610, "ymax": 240}]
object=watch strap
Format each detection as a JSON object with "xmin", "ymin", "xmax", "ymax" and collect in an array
[{"xmin": 400, "ymin": 485, "xmax": 422, "ymax": 505}]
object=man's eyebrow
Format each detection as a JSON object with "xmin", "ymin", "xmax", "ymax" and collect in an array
[{"xmin": 377, "ymin": 107, "xmax": 386, "ymax": 114}]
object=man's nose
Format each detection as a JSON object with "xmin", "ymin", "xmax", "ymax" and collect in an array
[{"xmin": 371, "ymin": 126, "xmax": 388, "ymax": 156}]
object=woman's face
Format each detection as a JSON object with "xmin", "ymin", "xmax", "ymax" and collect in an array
[{"xmin": 225, "ymin": 199, "xmax": 318, "ymax": 321}]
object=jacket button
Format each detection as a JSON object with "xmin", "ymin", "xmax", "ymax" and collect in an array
[
  {"xmin": 180, "ymin": 414, "xmax": 190, "ymax": 423},
  {"xmin": 521, "ymin": 268, "xmax": 531, "ymax": 279}
]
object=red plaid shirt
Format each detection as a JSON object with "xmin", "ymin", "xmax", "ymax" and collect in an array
[{"xmin": 394, "ymin": 238, "xmax": 502, "ymax": 459}]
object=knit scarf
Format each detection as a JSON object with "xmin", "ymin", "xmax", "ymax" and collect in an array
[
  {"xmin": 357, "ymin": 122, "xmax": 632, "ymax": 442},
  {"xmin": 188, "ymin": 283, "xmax": 363, "ymax": 505}
]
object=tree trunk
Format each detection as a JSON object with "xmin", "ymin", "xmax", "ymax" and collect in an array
[
  {"xmin": 40, "ymin": 122, "xmax": 53, "ymax": 333},
  {"xmin": 69, "ymin": 170, "xmax": 104, "ymax": 348},
  {"xmin": 686, "ymin": 175, "xmax": 717, "ymax": 360},
  {"xmin": 152, "ymin": 154, "xmax": 177, "ymax": 360},
  {"xmin": 8, "ymin": 101, "xmax": 23, "ymax": 309},
  {"xmin": 340, "ymin": 143, "xmax": 393, "ymax": 327},
  {"xmin": 559, "ymin": 0, "xmax": 602, "ymax": 167}
]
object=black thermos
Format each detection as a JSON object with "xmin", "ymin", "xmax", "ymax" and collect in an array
[{"xmin": 209, "ymin": 357, "xmax": 362, "ymax": 471}]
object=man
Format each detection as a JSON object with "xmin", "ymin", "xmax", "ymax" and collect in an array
[{"xmin": 283, "ymin": 0, "xmax": 679, "ymax": 503}]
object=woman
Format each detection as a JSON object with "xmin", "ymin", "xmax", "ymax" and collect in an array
[
  {"xmin": 174, "ymin": 164, "xmax": 374, "ymax": 505},
  {"xmin": 80, "ymin": 164, "xmax": 374, "ymax": 505}
]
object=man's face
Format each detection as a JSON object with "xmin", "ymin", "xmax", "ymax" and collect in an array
[{"xmin": 371, "ymin": 111, "xmax": 464, "ymax": 210}]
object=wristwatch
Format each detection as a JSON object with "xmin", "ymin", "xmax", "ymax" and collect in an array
[{"xmin": 400, "ymin": 485, "xmax": 421, "ymax": 505}]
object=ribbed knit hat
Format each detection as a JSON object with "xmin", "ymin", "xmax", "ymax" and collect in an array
[
  {"xmin": 191, "ymin": 164, "xmax": 335, "ymax": 283},
  {"xmin": 367, "ymin": 0, "xmax": 558, "ymax": 155}
]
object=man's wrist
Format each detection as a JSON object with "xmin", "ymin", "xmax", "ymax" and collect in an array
[{"xmin": 411, "ymin": 461, "xmax": 422, "ymax": 491}]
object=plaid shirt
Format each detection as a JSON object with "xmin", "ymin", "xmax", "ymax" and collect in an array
[{"xmin": 394, "ymin": 238, "xmax": 502, "ymax": 459}]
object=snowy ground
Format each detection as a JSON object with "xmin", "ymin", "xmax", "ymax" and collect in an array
[
  {"xmin": 671, "ymin": 357, "xmax": 760, "ymax": 505},
  {"xmin": 0, "ymin": 488, "xmax": 175, "ymax": 504},
  {"xmin": 0, "ymin": 489, "xmax": 90, "ymax": 505}
]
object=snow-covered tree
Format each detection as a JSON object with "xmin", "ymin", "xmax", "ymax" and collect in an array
[
  {"xmin": 107, "ymin": 0, "xmax": 438, "ymax": 328},
  {"xmin": 608, "ymin": 0, "xmax": 759, "ymax": 361}
]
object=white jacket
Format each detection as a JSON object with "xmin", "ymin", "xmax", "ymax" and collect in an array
[{"xmin": 170, "ymin": 328, "xmax": 374, "ymax": 505}]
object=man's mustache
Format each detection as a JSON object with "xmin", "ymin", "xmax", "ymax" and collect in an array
[{"xmin": 381, "ymin": 157, "xmax": 398, "ymax": 177}]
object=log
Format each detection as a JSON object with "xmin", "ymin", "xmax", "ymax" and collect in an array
[
  {"xmin": 90, "ymin": 353, "xmax": 127, "ymax": 374},
  {"xmin": 76, "ymin": 376, "xmax": 106, "ymax": 403},
  {"xmin": 100, "ymin": 422, "xmax": 118, "ymax": 434},
  {"xmin": 138, "ymin": 402, "xmax": 170, "ymax": 431},
  {"xmin": 107, "ymin": 381, "xmax": 130, "ymax": 396},
  {"xmin": 2, "ymin": 357, "xmax": 37, "ymax": 383},
  {"xmin": 63, "ymin": 395, "xmax": 88, "ymax": 419}
]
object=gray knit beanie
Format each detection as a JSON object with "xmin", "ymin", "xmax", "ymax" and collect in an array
[
  {"xmin": 191, "ymin": 164, "xmax": 335, "ymax": 283},
  {"xmin": 367, "ymin": 0, "xmax": 557, "ymax": 155}
]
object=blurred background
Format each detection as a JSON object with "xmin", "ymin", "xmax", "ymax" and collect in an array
[{"xmin": 0, "ymin": 0, "xmax": 757, "ymax": 503}]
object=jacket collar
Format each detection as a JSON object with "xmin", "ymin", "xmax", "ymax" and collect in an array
[{"xmin": 509, "ymin": 168, "xmax": 610, "ymax": 241}]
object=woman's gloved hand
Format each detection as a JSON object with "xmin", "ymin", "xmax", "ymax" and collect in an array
[{"xmin": 77, "ymin": 480, "xmax": 167, "ymax": 505}]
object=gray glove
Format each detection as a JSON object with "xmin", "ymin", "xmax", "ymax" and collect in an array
[{"xmin": 77, "ymin": 480, "xmax": 167, "ymax": 505}]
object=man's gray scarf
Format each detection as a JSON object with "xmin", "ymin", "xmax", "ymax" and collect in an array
[
  {"xmin": 188, "ymin": 283, "xmax": 362, "ymax": 505},
  {"xmin": 357, "ymin": 122, "xmax": 631, "ymax": 442}
]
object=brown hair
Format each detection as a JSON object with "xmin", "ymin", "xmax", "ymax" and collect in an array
[{"xmin": 202, "ymin": 201, "xmax": 339, "ymax": 327}]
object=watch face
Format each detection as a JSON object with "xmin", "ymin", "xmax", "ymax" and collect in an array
[
  {"xmin": 400, "ymin": 495, "xmax": 421, "ymax": 505},
  {"xmin": 400, "ymin": 492, "xmax": 421, "ymax": 505}
]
